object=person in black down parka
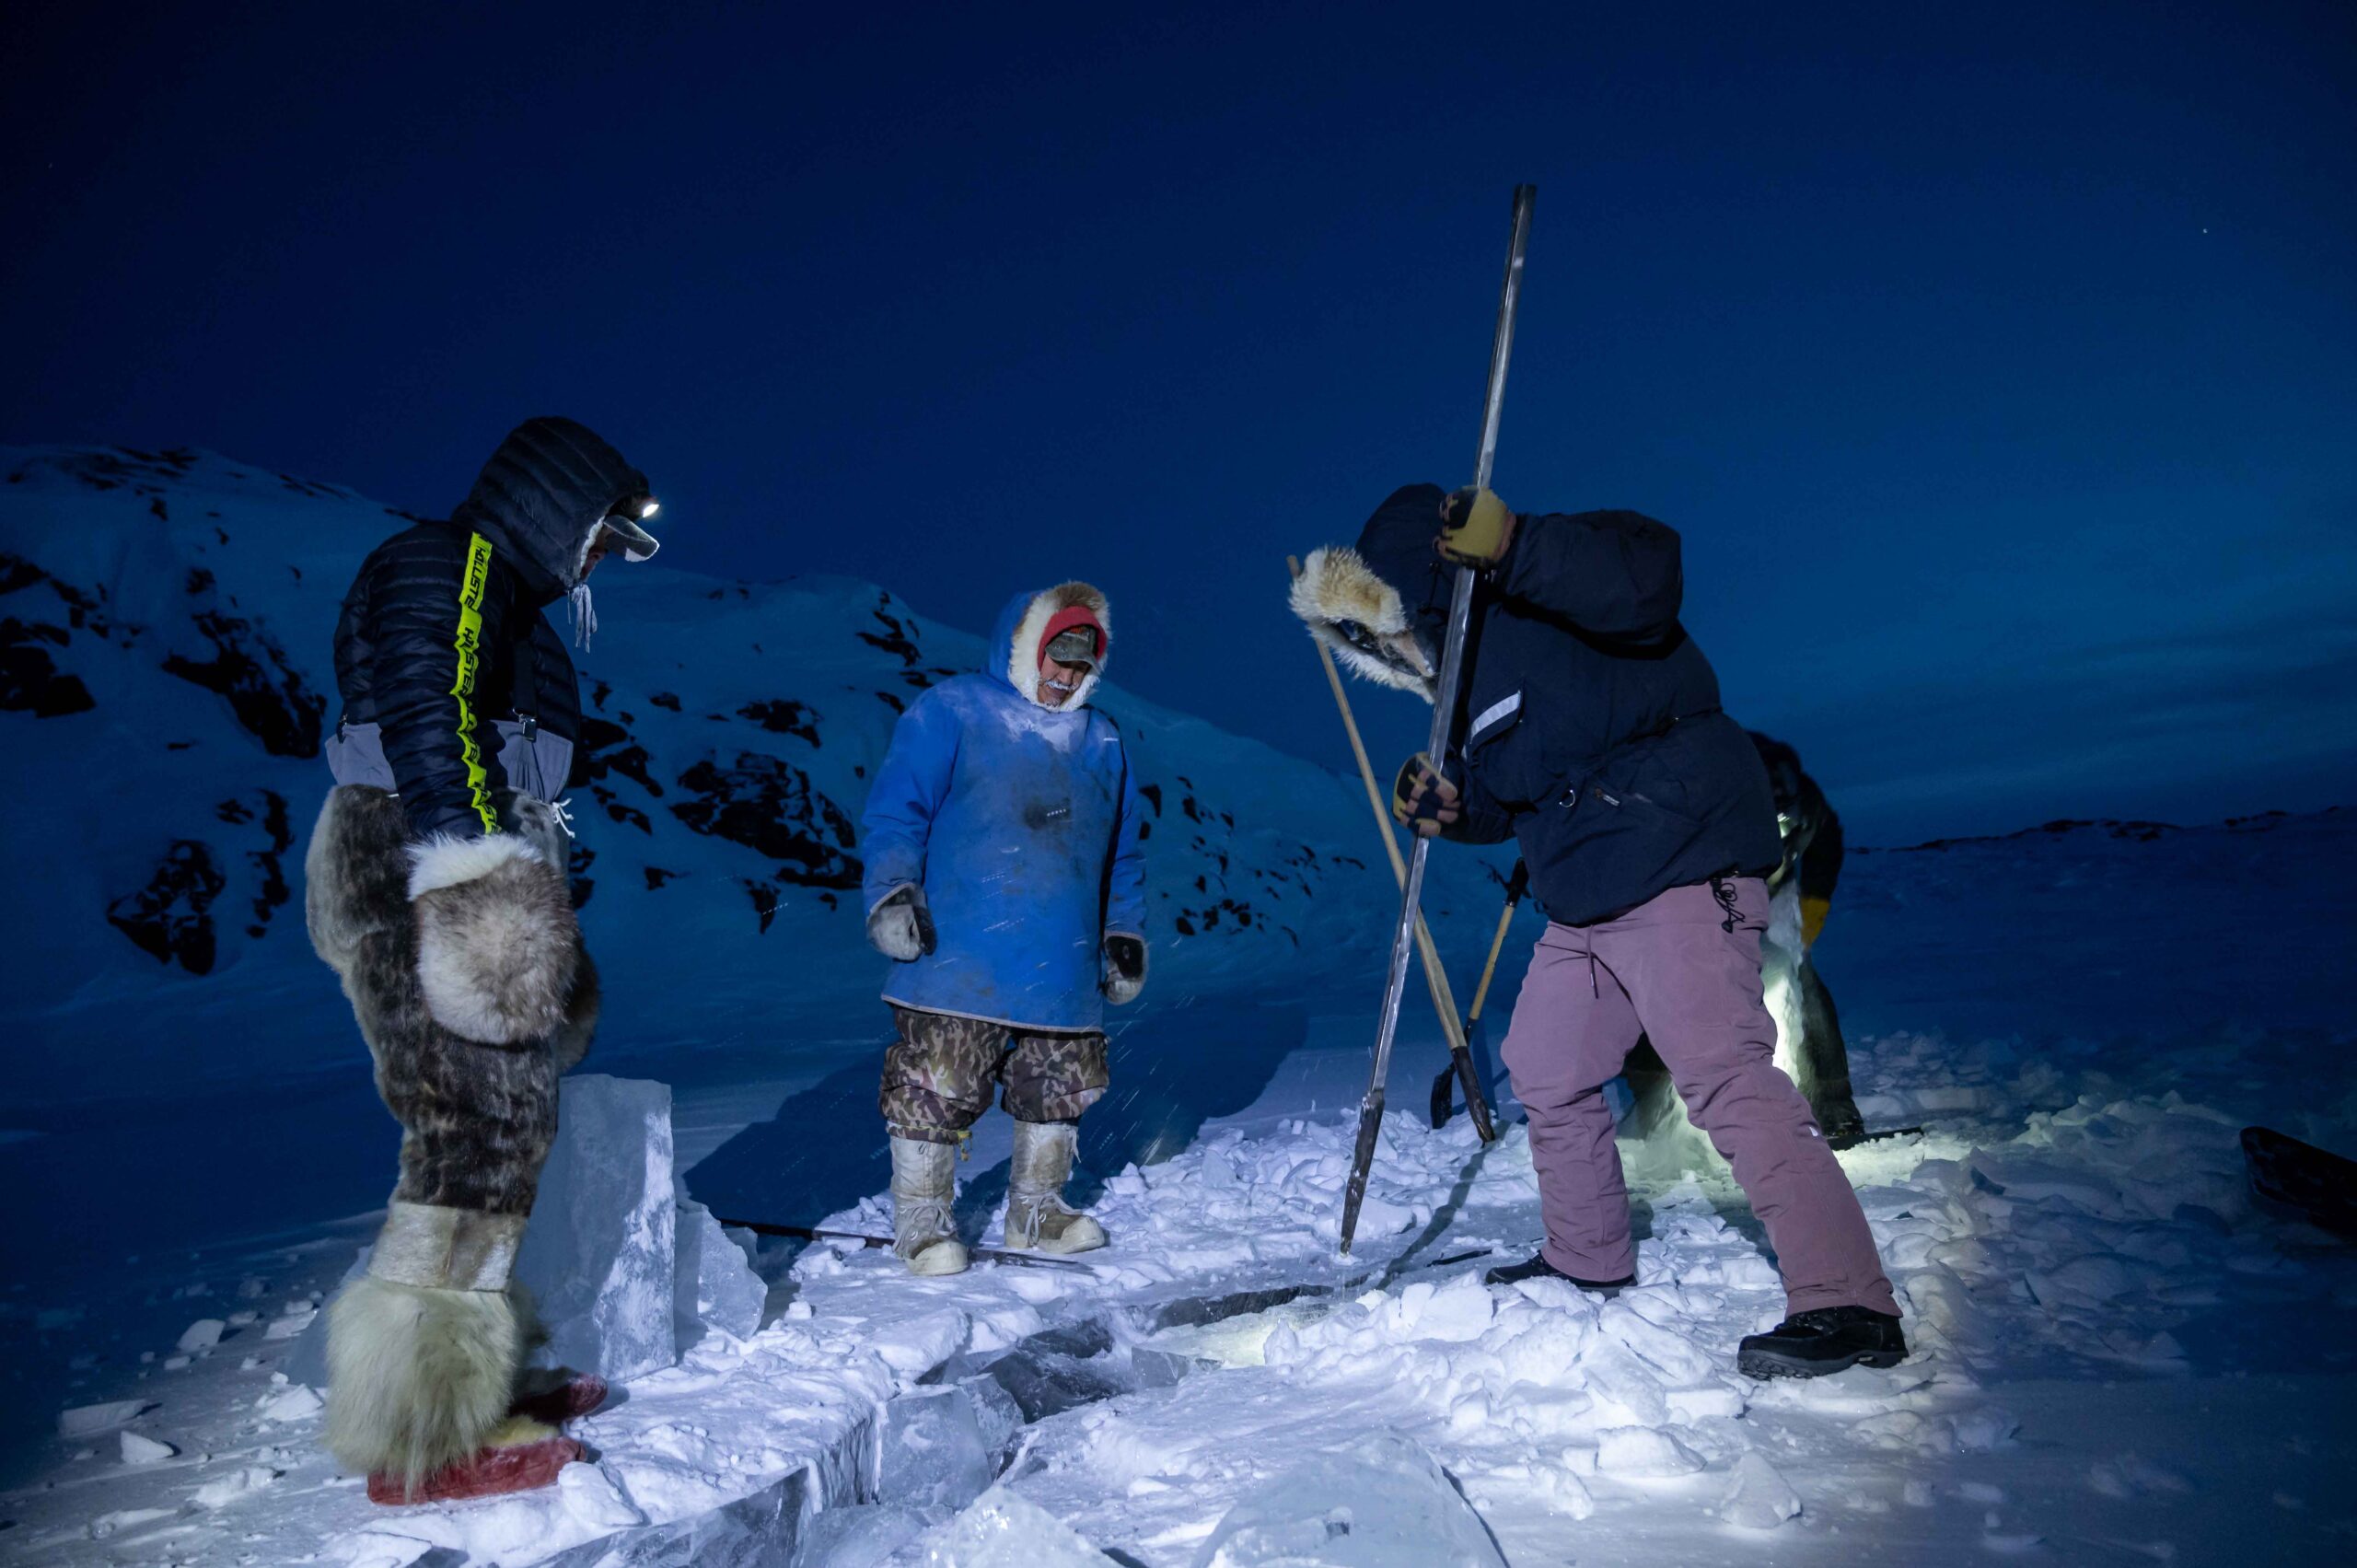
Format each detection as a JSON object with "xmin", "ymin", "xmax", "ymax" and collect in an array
[
  {"xmin": 1292, "ymin": 483, "xmax": 1904, "ymax": 1380},
  {"xmin": 303, "ymin": 417, "xmax": 660, "ymax": 1502}
]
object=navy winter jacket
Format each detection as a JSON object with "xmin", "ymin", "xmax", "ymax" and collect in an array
[
  {"xmin": 1358, "ymin": 484, "xmax": 1782, "ymax": 925},
  {"xmin": 329, "ymin": 418, "xmax": 648, "ymax": 842}
]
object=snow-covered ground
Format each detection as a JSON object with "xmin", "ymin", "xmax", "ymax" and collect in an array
[
  {"xmin": 7, "ymin": 807, "xmax": 2351, "ymax": 1565},
  {"xmin": 5, "ymin": 447, "xmax": 2354, "ymax": 1563}
]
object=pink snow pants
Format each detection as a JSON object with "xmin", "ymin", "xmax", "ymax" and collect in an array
[{"xmin": 1499, "ymin": 877, "xmax": 1899, "ymax": 1317}]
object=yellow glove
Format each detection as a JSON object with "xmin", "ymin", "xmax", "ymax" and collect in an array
[
  {"xmin": 1438, "ymin": 487, "xmax": 1516, "ymax": 565},
  {"xmin": 1800, "ymin": 896, "xmax": 1830, "ymax": 948}
]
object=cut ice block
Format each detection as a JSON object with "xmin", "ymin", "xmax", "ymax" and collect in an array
[
  {"xmin": 1189, "ymin": 1432, "xmax": 1506, "ymax": 1567},
  {"xmin": 877, "ymin": 1385, "xmax": 995, "ymax": 1511},
  {"xmin": 911, "ymin": 1487, "xmax": 1115, "ymax": 1565},
  {"xmin": 517, "ymin": 1075, "xmax": 679, "ymax": 1383}
]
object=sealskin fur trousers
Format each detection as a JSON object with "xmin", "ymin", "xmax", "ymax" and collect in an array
[{"xmin": 305, "ymin": 784, "xmax": 598, "ymax": 1486}]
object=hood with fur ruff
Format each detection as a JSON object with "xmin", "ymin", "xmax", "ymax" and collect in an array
[
  {"xmin": 1289, "ymin": 483, "xmax": 1453, "ymax": 700},
  {"xmin": 990, "ymin": 582, "xmax": 1112, "ymax": 710}
]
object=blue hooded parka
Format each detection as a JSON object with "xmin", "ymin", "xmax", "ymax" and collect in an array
[{"xmin": 860, "ymin": 584, "xmax": 1146, "ymax": 1031}]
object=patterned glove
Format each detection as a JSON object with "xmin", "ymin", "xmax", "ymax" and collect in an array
[{"xmin": 1391, "ymin": 752, "xmax": 1462, "ymax": 838}]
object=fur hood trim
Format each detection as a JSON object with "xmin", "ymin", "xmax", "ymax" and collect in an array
[
  {"xmin": 1289, "ymin": 546, "xmax": 1435, "ymax": 699},
  {"xmin": 1005, "ymin": 581, "xmax": 1112, "ymax": 710},
  {"xmin": 407, "ymin": 832, "xmax": 543, "ymax": 900}
]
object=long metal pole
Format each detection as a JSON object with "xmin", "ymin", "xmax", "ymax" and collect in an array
[
  {"xmin": 1340, "ymin": 183, "xmax": 1536, "ymax": 1255},
  {"xmin": 1289, "ymin": 555, "xmax": 1498, "ymax": 1144}
]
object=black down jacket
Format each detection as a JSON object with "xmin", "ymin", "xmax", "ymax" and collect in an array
[
  {"xmin": 1359, "ymin": 484, "xmax": 1782, "ymax": 926},
  {"xmin": 331, "ymin": 418, "xmax": 649, "ymax": 842}
]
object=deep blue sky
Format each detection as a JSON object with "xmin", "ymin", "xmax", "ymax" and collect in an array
[{"xmin": 7, "ymin": 2, "xmax": 2351, "ymax": 842}]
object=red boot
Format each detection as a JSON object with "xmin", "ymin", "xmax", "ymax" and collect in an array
[
  {"xmin": 509, "ymin": 1373, "xmax": 609, "ymax": 1426},
  {"xmin": 366, "ymin": 1418, "xmax": 584, "ymax": 1505}
]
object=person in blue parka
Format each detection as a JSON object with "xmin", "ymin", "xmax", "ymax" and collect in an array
[{"xmin": 859, "ymin": 581, "xmax": 1146, "ymax": 1274}]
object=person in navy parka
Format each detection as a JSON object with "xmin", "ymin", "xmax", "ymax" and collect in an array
[
  {"xmin": 1291, "ymin": 484, "xmax": 1905, "ymax": 1381},
  {"xmin": 859, "ymin": 582, "xmax": 1146, "ymax": 1274}
]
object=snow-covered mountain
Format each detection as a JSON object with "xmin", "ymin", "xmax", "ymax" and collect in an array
[
  {"xmin": 7, "ymin": 447, "xmax": 2356, "ymax": 1561},
  {"xmin": 0, "ymin": 445, "xmax": 1514, "ymax": 1117}
]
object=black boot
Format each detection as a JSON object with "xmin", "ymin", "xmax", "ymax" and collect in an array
[
  {"xmin": 1737, "ymin": 1306, "xmax": 1906, "ymax": 1379},
  {"xmin": 1483, "ymin": 1251, "xmax": 1636, "ymax": 1293}
]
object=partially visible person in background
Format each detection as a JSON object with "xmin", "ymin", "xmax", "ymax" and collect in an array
[
  {"xmin": 305, "ymin": 417, "xmax": 659, "ymax": 1502},
  {"xmin": 1749, "ymin": 731, "xmax": 1865, "ymax": 1145},
  {"xmin": 1625, "ymin": 732, "xmax": 1867, "ymax": 1149}
]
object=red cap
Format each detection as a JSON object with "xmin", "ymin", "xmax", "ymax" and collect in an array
[{"xmin": 1038, "ymin": 605, "xmax": 1107, "ymax": 670}]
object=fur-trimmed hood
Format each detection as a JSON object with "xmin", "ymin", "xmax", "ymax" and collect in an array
[
  {"xmin": 1289, "ymin": 484, "xmax": 1454, "ymax": 701},
  {"xmin": 990, "ymin": 582, "xmax": 1112, "ymax": 710}
]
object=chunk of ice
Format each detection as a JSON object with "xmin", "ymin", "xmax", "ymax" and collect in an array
[
  {"xmin": 912, "ymin": 1487, "xmax": 1115, "ymax": 1566},
  {"xmin": 58, "ymin": 1400, "xmax": 150, "ymax": 1438},
  {"xmin": 192, "ymin": 1465, "xmax": 279, "ymax": 1508},
  {"xmin": 176, "ymin": 1318, "xmax": 226, "ymax": 1352},
  {"xmin": 960, "ymin": 1374, "xmax": 1026, "ymax": 1466},
  {"xmin": 118, "ymin": 1431, "xmax": 175, "ymax": 1464},
  {"xmin": 256, "ymin": 1384, "xmax": 323, "ymax": 1423},
  {"xmin": 263, "ymin": 1306, "xmax": 317, "ymax": 1341},
  {"xmin": 673, "ymin": 1198, "xmax": 766, "ymax": 1348},
  {"xmin": 1189, "ymin": 1432, "xmax": 1507, "ymax": 1567},
  {"xmin": 981, "ymin": 1346, "xmax": 1127, "ymax": 1423},
  {"xmin": 877, "ymin": 1386, "xmax": 996, "ymax": 1511},
  {"xmin": 1596, "ymin": 1426, "xmax": 1703, "ymax": 1477},
  {"xmin": 795, "ymin": 1501, "xmax": 951, "ymax": 1567},
  {"xmin": 537, "ymin": 1464, "xmax": 807, "ymax": 1567},
  {"xmin": 1715, "ymin": 1453, "xmax": 1802, "ymax": 1528},
  {"xmin": 516, "ymin": 1074, "xmax": 679, "ymax": 1383}
]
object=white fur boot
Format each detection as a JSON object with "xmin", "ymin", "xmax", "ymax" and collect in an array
[
  {"xmin": 890, "ymin": 1136, "xmax": 970, "ymax": 1276},
  {"xmin": 1004, "ymin": 1120, "xmax": 1107, "ymax": 1254},
  {"xmin": 324, "ymin": 1202, "xmax": 530, "ymax": 1491}
]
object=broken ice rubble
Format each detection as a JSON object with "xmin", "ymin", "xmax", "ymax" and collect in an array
[
  {"xmin": 1190, "ymin": 1432, "xmax": 1507, "ymax": 1568},
  {"xmin": 1714, "ymin": 1452, "xmax": 1803, "ymax": 1528},
  {"xmin": 910, "ymin": 1485, "xmax": 1117, "ymax": 1565},
  {"xmin": 673, "ymin": 1197, "xmax": 765, "ymax": 1348},
  {"xmin": 877, "ymin": 1384, "xmax": 997, "ymax": 1512}
]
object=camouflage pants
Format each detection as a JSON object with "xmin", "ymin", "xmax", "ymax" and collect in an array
[{"xmin": 879, "ymin": 1006, "xmax": 1110, "ymax": 1143}]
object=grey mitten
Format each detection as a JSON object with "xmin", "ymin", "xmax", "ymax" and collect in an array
[
  {"xmin": 867, "ymin": 885, "xmax": 936, "ymax": 962},
  {"xmin": 1102, "ymin": 935, "xmax": 1146, "ymax": 1005}
]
